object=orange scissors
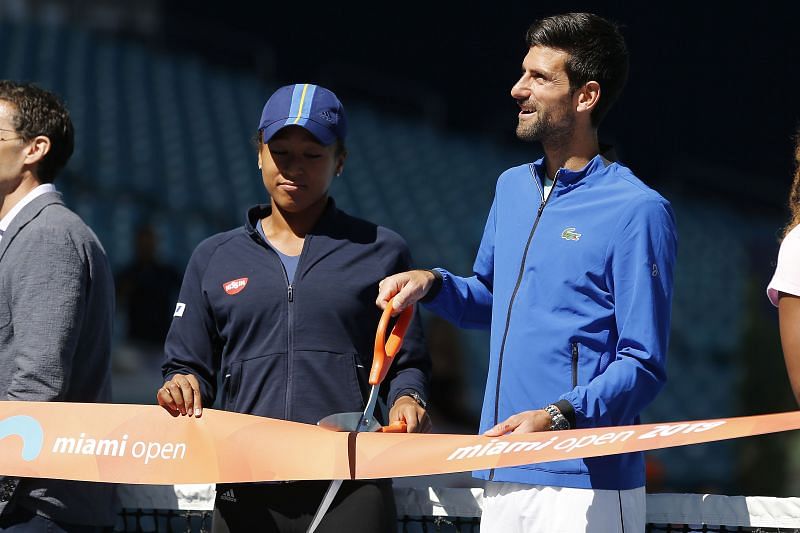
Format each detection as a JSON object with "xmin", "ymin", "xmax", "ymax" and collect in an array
[{"xmin": 307, "ymin": 299, "xmax": 413, "ymax": 532}]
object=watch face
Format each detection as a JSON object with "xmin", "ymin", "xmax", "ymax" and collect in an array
[
  {"xmin": 554, "ymin": 418, "xmax": 570, "ymax": 430},
  {"xmin": 0, "ymin": 477, "xmax": 20, "ymax": 503}
]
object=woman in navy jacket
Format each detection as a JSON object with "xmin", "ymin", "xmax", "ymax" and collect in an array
[{"xmin": 156, "ymin": 84, "xmax": 431, "ymax": 533}]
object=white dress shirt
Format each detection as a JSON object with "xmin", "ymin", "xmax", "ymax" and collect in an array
[{"xmin": 0, "ymin": 183, "xmax": 56, "ymax": 243}]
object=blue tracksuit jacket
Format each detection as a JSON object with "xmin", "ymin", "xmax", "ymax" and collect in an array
[
  {"xmin": 162, "ymin": 200, "xmax": 430, "ymax": 425},
  {"xmin": 426, "ymin": 155, "xmax": 677, "ymax": 490}
]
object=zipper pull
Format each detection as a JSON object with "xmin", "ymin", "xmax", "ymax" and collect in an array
[
  {"xmin": 287, "ymin": 285, "xmax": 294, "ymax": 302},
  {"xmin": 537, "ymin": 202, "xmax": 545, "ymax": 216}
]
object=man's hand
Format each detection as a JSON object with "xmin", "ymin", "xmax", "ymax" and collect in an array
[
  {"xmin": 376, "ymin": 270, "xmax": 436, "ymax": 314},
  {"xmin": 157, "ymin": 374, "xmax": 203, "ymax": 417},
  {"xmin": 389, "ymin": 395, "xmax": 432, "ymax": 433},
  {"xmin": 483, "ymin": 409, "xmax": 551, "ymax": 436}
]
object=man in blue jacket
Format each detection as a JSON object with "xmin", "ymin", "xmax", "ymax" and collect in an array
[{"xmin": 377, "ymin": 13, "xmax": 677, "ymax": 533}]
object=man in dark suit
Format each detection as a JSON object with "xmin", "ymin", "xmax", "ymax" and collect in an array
[{"xmin": 0, "ymin": 81, "xmax": 116, "ymax": 531}]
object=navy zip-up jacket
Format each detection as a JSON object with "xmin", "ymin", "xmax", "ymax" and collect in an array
[
  {"xmin": 426, "ymin": 155, "xmax": 677, "ymax": 489},
  {"xmin": 162, "ymin": 199, "xmax": 430, "ymax": 425}
]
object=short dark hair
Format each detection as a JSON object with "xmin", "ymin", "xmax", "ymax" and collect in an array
[
  {"xmin": 526, "ymin": 13, "xmax": 629, "ymax": 127},
  {"xmin": 0, "ymin": 80, "xmax": 74, "ymax": 183}
]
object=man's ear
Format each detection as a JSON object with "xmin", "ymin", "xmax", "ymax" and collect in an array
[
  {"xmin": 23, "ymin": 136, "xmax": 51, "ymax": 166},
  {"xmin": 575, "ymin": 81, "xmax": 601, "ymax": 114}
]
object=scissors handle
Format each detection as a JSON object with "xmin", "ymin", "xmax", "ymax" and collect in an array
[
  {"xmin": 369, "ymin": 299, "xmax": 414, "ymax": 386},
  {"xmin": 379, "ymin": 420, "xmax": 408, "ymax": 433}
]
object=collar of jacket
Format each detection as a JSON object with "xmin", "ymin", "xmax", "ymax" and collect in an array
[
  {"xmin": 244, "ymin": 197, "xmax": 339, "ymax": 239},
  {"xmin": 0, "ymin": 192, "xmax": 64, "ymax": 262},
  {"xmin": 532, "ymin": 153, "xmax": 610, "ymax": 189}
]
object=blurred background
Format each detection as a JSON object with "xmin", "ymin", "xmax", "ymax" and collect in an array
[{"xmin": 1, "ymin": 0, "xmax": 798, "ymax": 498}]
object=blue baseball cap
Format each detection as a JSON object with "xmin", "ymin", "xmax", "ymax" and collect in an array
[{"xmin": 258, "ymin": 83, "xmax": 347, "ymax": 146}]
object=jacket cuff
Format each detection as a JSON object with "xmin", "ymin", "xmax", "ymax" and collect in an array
[
  {"xmin": 553, "ymin": 399, "xmax": 576, "ymax": 429},
  {"xmin": 387, "ymin": 368, "xmax": 428, "ymax": 409},
  {"xmin": 391, "ymin": 388, "xmax": 427, "ymax": 409},
  {"xmin": 419, "ymin": 269, "xmax": 444, "ymax": 303}
]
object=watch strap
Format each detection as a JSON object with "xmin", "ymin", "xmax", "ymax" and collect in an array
[
  {"xmin": 396, "ymin": 390, "xmax": 427, "ymax": 409},
  {"xmin": 543, "ymin": 404, "xmax": 570, "ymax": 431}
]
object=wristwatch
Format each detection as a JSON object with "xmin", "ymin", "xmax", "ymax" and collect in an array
[
  {"xmin": 399, "ymin": 391, "xmax": 427, "ymax": 409},
  {"xmin": 543, "ymin": 404, "xmax": 570, "ymax": 431}
]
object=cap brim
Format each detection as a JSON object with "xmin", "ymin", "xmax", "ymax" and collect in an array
[{"xmin": 261, "ymin": 119, "xmax": 337, "ymax": 146}]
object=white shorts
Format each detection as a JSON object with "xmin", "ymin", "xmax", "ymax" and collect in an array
[{"xmin": 481, "ymin": 482, "xmax": 645, "ymax": 533}]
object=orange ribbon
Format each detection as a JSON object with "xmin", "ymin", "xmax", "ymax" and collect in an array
[{"xmin": 1, "ymin": 402, "xmax": 798, "ymax": 484}]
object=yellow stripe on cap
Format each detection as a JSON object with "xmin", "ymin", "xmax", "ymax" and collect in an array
[{"xmin": 292, "ymin": 84, "xmax": 310, "ymax": 124}]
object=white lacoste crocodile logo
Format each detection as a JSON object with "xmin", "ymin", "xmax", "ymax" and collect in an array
[{"xmin": 561, "ymin": 227, "xmax": 582, "ymax": 241}]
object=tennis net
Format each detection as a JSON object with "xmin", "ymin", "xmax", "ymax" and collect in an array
[{"xmin": 113, "ymin": 484, "xmax": 800, "ymax": 532}]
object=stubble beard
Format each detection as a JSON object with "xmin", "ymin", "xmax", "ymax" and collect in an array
[
  {"xmin": 515, "ymin": 107, "xmax": 575, "ymax": 149},
  {"xmin": 515, "ymin": 115, "xmax": 546, "ymax": 142}
]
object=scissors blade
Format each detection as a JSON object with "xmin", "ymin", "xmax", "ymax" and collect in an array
[
  {"xmin": 356, "ymin": 384, "xmax": 379, "ymax": 430},
  {"xmin": 308, "ymin": 383, "xmax": 377, "ymax": 532},
  {"xmin": 307, "ymin": 300, "xmax": 413, "ymax": 532},
  {"xmin": 317, "ymin": 412, "xmax": 381, "ymax": 432},
  {"xmin": 306, "ymin": 479, "xmax": 343, "ymax": 533}
]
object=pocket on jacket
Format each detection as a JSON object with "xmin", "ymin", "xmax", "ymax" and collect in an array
[
  {"xmin": 223, "ymin": 353, "xmax": 286, "ymax": 418},
  {"xmin": 569, "ymin": 341, "xmax": 606, "ymax": 388},
  {"xmin": 290, "ymin": 351, "xmax": 365, "ymax": 425},
  {"xmin": 571, "ymin": 342, "xmax": 579, "ymax": 387}
]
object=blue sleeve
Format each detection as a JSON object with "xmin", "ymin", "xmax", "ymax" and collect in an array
[
  {"xmin": 161, "ymin": 243, "xmax": 222, "ymax": 406},
  {"xmin": 423, "ymin": 196, "xmax": 496, "ymax": 329},
  {"xmin": 562, "ymin": 197, "xmax": 677, "ymax": 427}
]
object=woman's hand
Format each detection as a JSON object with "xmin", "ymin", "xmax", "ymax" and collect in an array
[
  {"xmin": 389, "ymin": 395, "xmax": 432, "ymax": 433},
  {"xmin": 157, "ymin": 373, "xmax": 203, "ymax": 417}
]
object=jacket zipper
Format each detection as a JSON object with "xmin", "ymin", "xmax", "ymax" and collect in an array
[
  {"xmin": 489, "ymin": 165, "xmax": 559, "ymax": 481},
  {"xmin": 285, "ymin": 274, "xmax": 294, "ymax": 420},
  {"xmin": 283, "ymin": 238, "xmax": 310, "ymax": 421},
  {"xmin": 253, "ymin": 227, "xmax": 308, "ymax": 421},
  {"xmin": 223, "ymin": 373, "xmax": 233, "ymax": 408},
  {"xmin": 571, "ymin": 342, "xmax": 579, "ymax": 387}
]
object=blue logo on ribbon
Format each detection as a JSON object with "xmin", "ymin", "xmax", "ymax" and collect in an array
[{"xmin": 0, "ymin": 415, "xmax": 44, "ymax": 461}]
